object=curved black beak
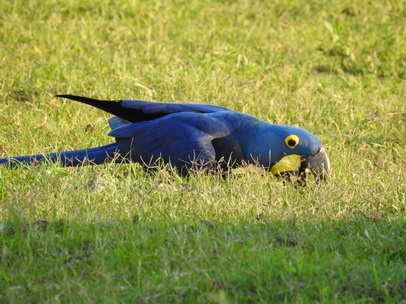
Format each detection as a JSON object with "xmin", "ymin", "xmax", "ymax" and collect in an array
[
  {"xmin": 270, "ymin": 146, "xmax": 331, "ymax": 185},
  {"xmin": 300, "ymin": 146, "xmax": 331, "ymax": 183}
]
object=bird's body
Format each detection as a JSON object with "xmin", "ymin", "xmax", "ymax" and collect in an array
[{"xmin": 0, "ymin": 95, "xmax": 331, "ymax": 182}]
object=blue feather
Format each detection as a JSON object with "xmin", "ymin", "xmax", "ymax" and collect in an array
[
  {"xmin": 0, "ymin": 95, "xmax": 331, "ymax": 181},
  {"xmin": 0, "ymin": 143, "xmax": 122, "ymax": 168}
]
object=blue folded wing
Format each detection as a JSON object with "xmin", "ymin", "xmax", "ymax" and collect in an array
[
  {"xmin": 120, "ymin": 100, "xmax": 232, "ymax": 114},
  {"xmin": 56, "ymin": 95, "xmax": 232, "ymax": 123},
  {"xmin": 108, "ymin": 112, "xmax": 231, "ymax": 172}
]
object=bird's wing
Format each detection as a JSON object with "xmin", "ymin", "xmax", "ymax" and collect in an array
[
  {"xmin": 121, "ymin": 99, "xmax": 230, "ymax": 113},
  {"xmin": 56, "ymin": 95, "xmax": 232, "ymax": 123},
  {"xmin": 108, "ymin": 112, "xmax": 231, "ymax": 172}
]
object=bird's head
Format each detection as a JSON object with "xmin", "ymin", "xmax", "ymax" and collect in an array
[{"xmin": 253, "ymin": 124, "xmax": 331, "ymax": 185}]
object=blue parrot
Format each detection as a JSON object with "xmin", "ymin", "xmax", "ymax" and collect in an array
[{"xmin": 0, "ymin": 95, "xmax": 331, "ymax": 183}]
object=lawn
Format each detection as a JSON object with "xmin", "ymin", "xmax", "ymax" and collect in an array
[{"xmin": 0, "ymin": 0, "xmax": 405, "ymax": 302}]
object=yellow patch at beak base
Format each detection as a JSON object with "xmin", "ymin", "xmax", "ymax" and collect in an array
[{"xmin": 271, "ymin": 154, "xmax": 302, "ymax": 175}]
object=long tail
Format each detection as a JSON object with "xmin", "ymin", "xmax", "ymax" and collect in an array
[{"xmin": 0, "ymin": 143, "xmax": 124, "ymax": 168}]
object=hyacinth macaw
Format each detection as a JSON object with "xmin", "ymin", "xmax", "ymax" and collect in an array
[{"xmin": 0, "ymin": 95, "xmax": 331, "ymax": 183}]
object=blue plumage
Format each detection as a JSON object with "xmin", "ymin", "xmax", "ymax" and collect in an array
[
  {"xmin": 0, "ymin": 144, "xmax": 122, "ymax": 167},
  {"xmin": 0, "ymin": 95, "xmax": 331, "ymax": 182}
]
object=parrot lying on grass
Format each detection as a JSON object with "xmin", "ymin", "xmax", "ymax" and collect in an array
[{"xmin": 0, "ymin": 95, "xmax": 331, "ymax": 183}]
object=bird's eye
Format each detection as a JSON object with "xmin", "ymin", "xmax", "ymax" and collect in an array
[{"xmin": 284, "ymin": 135, "xmax": 299, "ymax": 149}]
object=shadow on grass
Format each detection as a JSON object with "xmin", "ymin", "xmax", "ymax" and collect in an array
[{"xmin": 1, "ymin": 217, "xmax": 404, "ymax": 303}]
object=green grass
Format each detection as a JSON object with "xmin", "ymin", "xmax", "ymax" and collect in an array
[{"xmin": 0, "ymin": 0, "xmax": 405, "ymax": 302}]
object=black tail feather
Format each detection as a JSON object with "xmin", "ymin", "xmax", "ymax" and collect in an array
[{"xmin": 56, "ymin": 94, "xmax": 163, "ymax": 122}]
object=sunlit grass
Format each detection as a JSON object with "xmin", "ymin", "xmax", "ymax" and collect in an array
[{"xmin": 0, "ymin": 0, "xmax": 405, "ymax": 302}]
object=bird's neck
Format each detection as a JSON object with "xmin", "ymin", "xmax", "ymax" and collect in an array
[
  {"xmin": 225, "ymin": 115, "xmax": 273, "ymax": 167},
  {"xmin": 240, "ymin": 126, "xmax": 273, "ymax": 167}
]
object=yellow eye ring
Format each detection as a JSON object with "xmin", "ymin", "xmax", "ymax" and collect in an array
[{"xmin": 284, "ymin": 135, "xmax": 299, "ymax": 149}]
